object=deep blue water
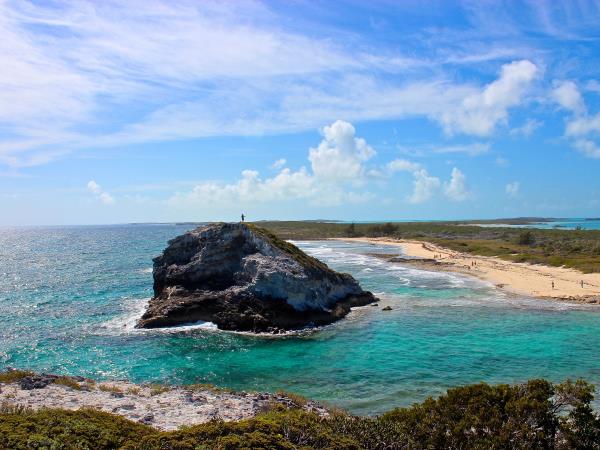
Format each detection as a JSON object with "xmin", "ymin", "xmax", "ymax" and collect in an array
[{"xmin": 1, "ymin": 224, "xmax": 599, "ymax": 414}]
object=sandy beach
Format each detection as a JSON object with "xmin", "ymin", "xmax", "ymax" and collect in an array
[{"xmin": 335, "ymin": 237, "xmax": 600, "ymax": 304}]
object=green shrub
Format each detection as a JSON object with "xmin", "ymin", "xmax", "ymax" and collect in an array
[
  {"xmin": 517, "ymin": 230, "xmax": 536, "ymax": 245},
  {"xmin": 0, "ymin": 369, "xmax": 34, "ymax": 384},
  {"xmin": 0, "ymin": 379, "xmax": 598, "ymax": 449}
]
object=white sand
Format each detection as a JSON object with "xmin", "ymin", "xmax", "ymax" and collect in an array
[{"xmin": 335, "ymin": 237, "xmax": 600, "ymax": 303}]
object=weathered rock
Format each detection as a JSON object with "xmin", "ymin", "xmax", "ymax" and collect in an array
[
  {"xmin": 137, "ymin": 223, "xmax": 376, "ymax": 332},
  {"xmin": 19, "ymin": 374, "xmax": 57, "ymax": 390},
  {"xmin": 382, "ymin": 306, "xmax": 392, "ymax": 311}
]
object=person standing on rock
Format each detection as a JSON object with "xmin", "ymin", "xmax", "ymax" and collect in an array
[{"xmin": 241, "ymin": 213, "xmax": 245, "ymax": 222}]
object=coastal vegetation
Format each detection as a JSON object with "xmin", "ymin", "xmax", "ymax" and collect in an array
[
  {"xmin": 1, "ymin": 379, "xmax": 598, "ymax": 449},
  {"xmin": 258, "ymin": 221, "xmax": 600, "ymax": 273}
]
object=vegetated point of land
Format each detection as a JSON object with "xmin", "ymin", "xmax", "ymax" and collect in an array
[{"xmin": 258, "ymin": 220, "xmax": 600, "ymax": 273}]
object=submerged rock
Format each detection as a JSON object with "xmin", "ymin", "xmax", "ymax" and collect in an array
[{"xmin": 137, "ymin": 223, "xmax": 376, "ymax": 332}]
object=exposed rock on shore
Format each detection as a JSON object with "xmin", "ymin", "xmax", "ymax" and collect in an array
[
  {"xmin": 137, "ymin": 223, "xmax": 376, "ymax": 332},
  {"xmin": 0, "ymin": 370, "xmax": 327, "ymax": 431}
]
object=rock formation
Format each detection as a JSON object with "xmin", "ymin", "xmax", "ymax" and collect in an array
[{"xmin": 137, "ymin": 222, "xmax": 376, "ymax": 332}]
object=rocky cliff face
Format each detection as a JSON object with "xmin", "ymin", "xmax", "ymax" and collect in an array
[{"xmin": 137, "ymin": 223, "xmax": 376, "ymax": 332}]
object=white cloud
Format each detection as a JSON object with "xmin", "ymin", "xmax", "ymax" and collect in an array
[
  {"xmin": 437, "ymin": 60, "xmax": 538, "ymax": 136},
  {"xmin": 0, "ymin": 0, "xmax": 543, "ymax": 168},
  {"xmin": 308, "ymin": 120, "xmax": 376, "ymax": 183},
  {"xmin": 443, "ymin": 168, "xmax": 470, "ymax": 201},
  {"xmin": 505, "ymin": 181, "xmax": 520, "ymax": 197},
  {"xmin": 431, "ymin": 143, "xmax": 490, "ymax": 156},
  {"xmin": 409, "ymin": 169, "xmax": 441, "ymax": 204},
  {"xmin": 495, "ymin": 157, "xmax": 510, "ymax": 167},
  {"xmin": 169, "ymin": 121, "xmax": 377, "ymax": 209},
  {"xmin": 566, "ymin": 113, "xmax": 600, "ymax": 137},
  {"xmin": 551, "ymin": 79, "xmax": 600, "ymax": 159},
  {"xmin": 551, "ymin": 81, "xmax": 586, "ymax": 115},
  {"xmin": 510, "ymin": 119, "xmax": 543, "ymax": 137},
  {"xmin": 87, "ymin": 180, "xmax": 101, "ymax": 195},
  {"xmin": 587, "ymin": 80, "xmax": 600, "ymax": 94},
  {"xmin": 270, "ymin": 158, "xmax": 287, "ymax": 170},
  {"xmin": 387, "ymin": 159, "xmax": 421, "ymax": 172},
  {"xmin": 573, "ymin": 140, "xmax": 600, "ymax": 159},
  {"xmin": 87, "ymin": 180, "xmax": 115, "ymax": 205}
]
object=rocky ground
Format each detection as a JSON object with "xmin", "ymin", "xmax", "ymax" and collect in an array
[
  {"xmin": 0, "ymin": 372, "xmax": 328, "ymax": 431},
  {"xmin": 138, "ymin": 222, "xmax": 375, "ymax": 332}
]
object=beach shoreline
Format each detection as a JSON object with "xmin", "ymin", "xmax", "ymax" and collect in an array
[{"xmin": 333, "ymin": 237, "xmax": 600, "ymax": 304}]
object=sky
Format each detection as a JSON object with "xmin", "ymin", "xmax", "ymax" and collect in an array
[{"xmin": 1, "ymin": 0, "xmax": 600, "ymax": 225}]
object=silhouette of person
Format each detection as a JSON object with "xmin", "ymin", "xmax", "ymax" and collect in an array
[{"xmin": 241, "ymin": 213, "xmax": 245, "ymax": 222}]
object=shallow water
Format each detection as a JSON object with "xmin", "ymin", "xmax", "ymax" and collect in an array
[{"xmin": 1, "ymin": 224, "xmax": 599, "ymax": 415}]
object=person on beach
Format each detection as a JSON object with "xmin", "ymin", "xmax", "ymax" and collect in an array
[
  {"xmin": 581, "ymin": 280, "xmax": 584, "ymax": 288},
  {"xmin": 552, "ymin": 281, "xmax": 555, "ymax": 289}
]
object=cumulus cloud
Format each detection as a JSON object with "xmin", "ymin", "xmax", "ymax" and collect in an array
[
  {"xmin": 505, "ymin": 181, "xmax": 520, "ymax": 197},
  {"xmin": 308, "ymin": 120, "xmax": 376, "ymax": 183},
  {"xmin": 409, "ymin": 169, "xmax": 441, "ymax": 204},
  {"xmin": 551, "ymin": 80, "xmax": 600, "ymax": 159},
  {"xmin": 573, "ymin": 140, "xmax": 600, "ymax": 159},
  {"xmin": 551, "ymin": 81, "xmax": 586, "ymax": 115},
  {"xmin": 438, "ymin": 60, "xmax": 538, "ymax": 136},
  {"xmin": 387, "ymin": 159, "xmax": 421, "ymax": 172},
  {"xmin": 443, "ymin": 168, "xmax": 470, "ymax": 201},
  {"xmin": 169, "ymin": 121, "xmax": 376, "ymax": 209},
  {"xmin": 566, "ymin": 113, "xmax": 600, "ymax": 137},
  {"xmin": 169, "ymin": 121, "xmax": 473, "ymax": 210},
  {"xmin": 87, "ymin": 180, "xmax": 115, "ymax": 205}
]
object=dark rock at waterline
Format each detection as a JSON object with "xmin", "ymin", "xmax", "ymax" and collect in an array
[
  {"xmin": 137, "ymin": 222, "xmax": 376, "ymax": 332},
  {"xmin": 19, "ymin": 374, "xmax": 58, "ymax": 390},
  {"xmin": 382, "ymin": 306, "xmax": 392, "ymax": 311}
]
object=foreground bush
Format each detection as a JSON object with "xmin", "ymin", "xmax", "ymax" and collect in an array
[{"xmin": 1, "ymin": 379, "xmax": 599, "ymax": 449}]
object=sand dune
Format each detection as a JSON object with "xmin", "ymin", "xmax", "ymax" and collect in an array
[{"xmin": 336, "ymin": 237, "xmax": 600, "ymax": 304}]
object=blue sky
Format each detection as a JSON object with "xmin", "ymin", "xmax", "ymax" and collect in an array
[{"xmin": 1, "ymin": 0, "xmax": 600, "ymax": 225}]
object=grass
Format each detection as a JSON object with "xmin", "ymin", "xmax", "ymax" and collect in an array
[
  {"xmin": 148, "ymin": 384, "xmax": 171, "ymax": 396},
  {"xmin": 98, "ymin": 384, "xmax": 124, "ymax": 394},
  {"xmin": 277, "ymin": 390, "xmax": 308, "ymax": 407},
  {"xmin": 246, "ymin": 223, "xmax": 334, "ymax": 273},
  {"xmin": 0, "ymin": 370, "xmax": 34, "ymax": 384},
  {"xmin": 185, "ymin": 383, "xmax": 235, "ymax": 394},
  {"xmin": 0, "ymin": 379, "xmax": 598, "ymax": 449},
  {"xmin": 126, "ymin": 386, "xmax": 142, "ymax": 396},
  {"xmin": 53, "ymin": 376, "xmax": 82, "ymax": 390},
  {"xmin": 257, "ymin": 220, "xmax": 600, "ymax": 273}
]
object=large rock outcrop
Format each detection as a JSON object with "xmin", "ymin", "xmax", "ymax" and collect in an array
[{"xmin": 137, "ymin": 223, "xmax": 376, "ymax": 332}]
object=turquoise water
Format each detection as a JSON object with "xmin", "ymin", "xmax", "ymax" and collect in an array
[
  {"xmin": 1, "ymin": 225, "xmax": 600, "ymax": 415},
  {"xmin": 471, "ymin": 218, "xmax": 600, "ymax": 230}
]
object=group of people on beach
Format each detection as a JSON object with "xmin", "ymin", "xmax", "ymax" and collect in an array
[{"xmin": 550, "ymin": 280, "xmax": 586, "ymax": 289}]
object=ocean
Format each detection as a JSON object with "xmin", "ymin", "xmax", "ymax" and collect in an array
[{"xmin": 1, "ymin": 224, "xmax": 599, "ymax": 415}]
